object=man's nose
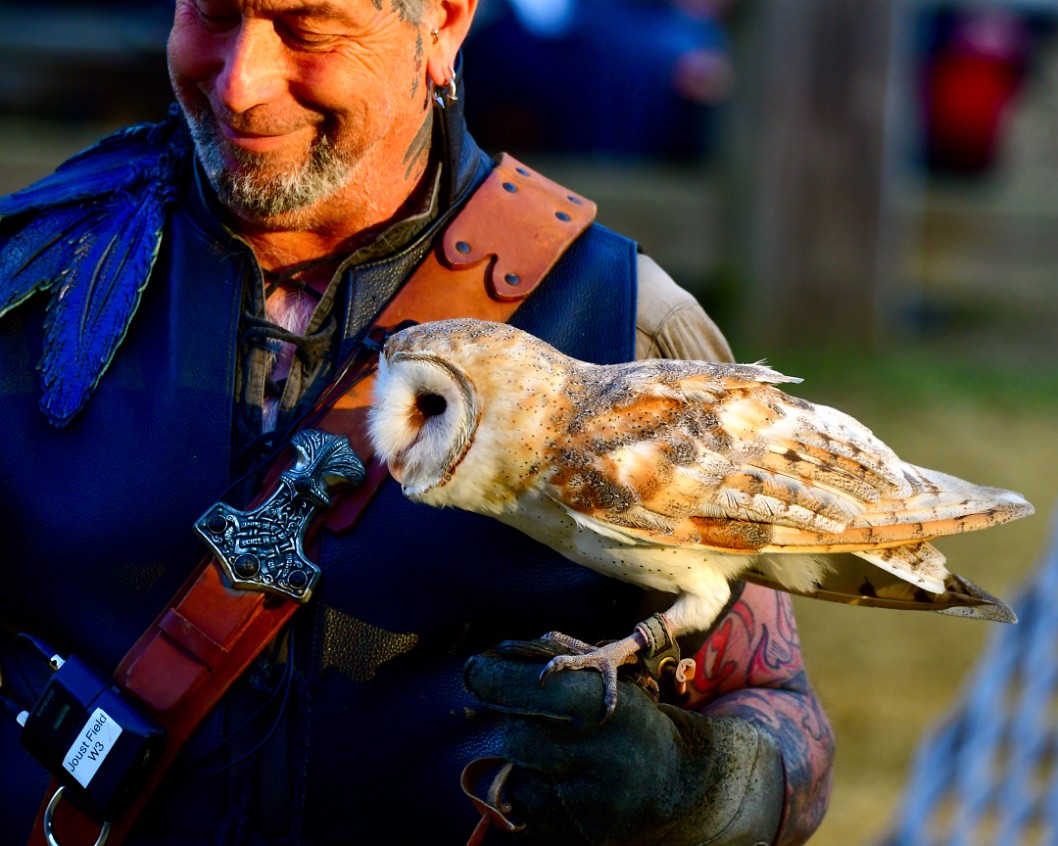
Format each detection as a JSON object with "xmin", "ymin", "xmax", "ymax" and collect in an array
[{"xmin": 215, "ymin": 19, "xmax": 286, "ymax": 114}]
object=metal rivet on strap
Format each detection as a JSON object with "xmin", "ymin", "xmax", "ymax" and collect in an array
[
  {"xmin": 567, "ymin": 195, "xmax": 583, "ymax": 205},
  {"xmin": 456, "ymin": 241, "xmax": 472, "ymax": 254},
  {"xmin": 555, "ymin": 212, "xmax": 571, "ymax": 222},
  {"xmin": 502, "ymin": 182, "xmax": 518, "ymax": 193},
  {"xmin": 516, "ymin": 167, "xmax": 530, "ymax": 176},
  {"xmin": 504, "ymin": 273, "xmax": 521, "ymax": 286}
]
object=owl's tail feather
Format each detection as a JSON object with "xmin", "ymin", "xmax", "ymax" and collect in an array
[
  {"xmin": 742, "ymin": 554, "xmax": 1017, "ymax": 623},
  {"xmin": 756, "ymin": 542, "xmax": 949, "ymax": 595},
  {"xmin": 853, "ymin": 542, "xmax": 948, "ymax": 594}
]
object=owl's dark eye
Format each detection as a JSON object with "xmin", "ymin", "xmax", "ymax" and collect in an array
[{"xmin": 416, "ymin": 392, "xmax": 447, "ymax": 418}]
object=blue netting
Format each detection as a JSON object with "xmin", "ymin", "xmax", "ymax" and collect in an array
[{"xmin": 880, "ymin": 511, "xmax": 1058, "ymax": 846}]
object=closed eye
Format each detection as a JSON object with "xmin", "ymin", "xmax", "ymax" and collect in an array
[{"xmin": 416, "ymin": 392, "xmax": 447, "ymax": 418}]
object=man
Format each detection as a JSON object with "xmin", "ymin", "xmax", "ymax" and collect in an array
[{"xmin": 0, "ymin": 1, "xmax": 833, "ymax": 844}]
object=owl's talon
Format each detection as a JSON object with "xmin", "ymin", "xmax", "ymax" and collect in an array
[
  {"xmin": 537, "ymin": 635, "xmax": 643, "ymax": 723},
  {"xmin": 539, "ymin": 654, "xmax": 620, "ymax": 723},
  {"xmin": 538, "ymin": 659, "xmax": 560, "ymax": 686}
]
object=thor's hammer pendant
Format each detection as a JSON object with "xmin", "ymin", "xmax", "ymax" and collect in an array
[{"xmin": 194, "ymin": 430, "xmax": 365, "ymax": 603}]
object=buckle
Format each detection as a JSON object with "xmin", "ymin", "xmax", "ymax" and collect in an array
[{"xmin": 43, "ymin": 787, "xmax": 111, "ymax": 846}]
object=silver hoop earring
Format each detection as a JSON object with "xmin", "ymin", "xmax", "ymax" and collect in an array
[
  {"xmin": 433, "ymin": 67, "xmax": 459, "ymax": 109},
  {"xmin": 444, "ymin": 66, "xmax": 459, "ymax": 104},
  {"xmin": 431, "ymin": 28, "xmax": 439, "ymax": 44}
]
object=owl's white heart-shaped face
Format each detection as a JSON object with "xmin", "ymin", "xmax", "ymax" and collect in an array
[{"xmin": 368, "ymin": 351, "xmax": 479, "ymax": 498}]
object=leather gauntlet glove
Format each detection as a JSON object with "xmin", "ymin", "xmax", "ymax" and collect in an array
[{"xmin": 463, "ymin": 638, "xmax": 785, "ymax": 846}]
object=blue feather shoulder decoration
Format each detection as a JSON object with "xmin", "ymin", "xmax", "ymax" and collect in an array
[{"xmin": 0, "ymin": 106, "xmax": 191, "ymax": 426}]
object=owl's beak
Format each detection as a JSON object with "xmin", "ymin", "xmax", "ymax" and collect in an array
[{"xmin": 385, "ymin": 456, "xmax": 405, "ymax": 484}]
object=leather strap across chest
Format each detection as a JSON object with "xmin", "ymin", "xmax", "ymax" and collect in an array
[{"xmin": 29, "ymin": 154, "xmax": 596, "ymax": 846}]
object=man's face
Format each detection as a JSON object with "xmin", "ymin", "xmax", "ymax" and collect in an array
[{"xmin": 168, "ymin": 0, "xmax": 434, "ymax": 226}]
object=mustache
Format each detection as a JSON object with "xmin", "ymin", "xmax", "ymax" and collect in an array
[{"xmin": 183, "ymin": 96, "xmax": 321, "ymax": 138}]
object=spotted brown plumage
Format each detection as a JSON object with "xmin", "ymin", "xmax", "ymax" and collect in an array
[{"xmin": 367, "ymin": 318, "xmax": 1033, "ymax": 714}]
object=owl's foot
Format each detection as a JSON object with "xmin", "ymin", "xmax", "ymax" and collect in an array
[
  {"xmin": 539, "ymin": 632, "xmax": 644, "ymax": 723},
  {"xmin": 539, "ymin": 614, "xmax": 692, "ymax": 722}
]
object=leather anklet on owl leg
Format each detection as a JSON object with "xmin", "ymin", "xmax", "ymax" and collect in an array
[{"xmin": 635, "ymin": 613, "xmax": 697, "ymax": 694}]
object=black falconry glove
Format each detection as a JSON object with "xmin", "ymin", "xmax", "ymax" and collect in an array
[{"xmin": 462, "ymin": 638, "xmax": 785, "ymax": 846}]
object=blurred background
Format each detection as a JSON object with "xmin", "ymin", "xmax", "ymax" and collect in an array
[{"xmin": 1, "ymin": 1, "xmax": 1056, "ymax": 842}]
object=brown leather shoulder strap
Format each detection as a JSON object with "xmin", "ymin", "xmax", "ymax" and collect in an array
[
  {"xmin": 321, "ymin": 153, "xmax": 595, "ymax": 531},
  {"xmin": 375, "ymin": 151, "xmax": 596, "ymax": 322},
  {"xmin": 29, "ymin": 154, "xmax": 595, "ymax": 846}
]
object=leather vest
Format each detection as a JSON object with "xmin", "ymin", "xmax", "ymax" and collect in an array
[{"xmin": 0, "ymin": 107, "xmax": 639, "ymax": 842}]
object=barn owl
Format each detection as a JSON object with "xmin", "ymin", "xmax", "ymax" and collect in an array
[{"xmin": 367, "ymin": 318, "xmax": 1033, "ymax": 715}]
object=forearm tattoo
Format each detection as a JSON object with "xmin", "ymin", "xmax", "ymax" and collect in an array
[{"xmin": 685, "ymin": 584, "xmax": 835, "ymax": 845}]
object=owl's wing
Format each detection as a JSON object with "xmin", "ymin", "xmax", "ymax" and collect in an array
[{"xmin": 546, "ymin": 360, "xmax": 1030, "ymax": 560}]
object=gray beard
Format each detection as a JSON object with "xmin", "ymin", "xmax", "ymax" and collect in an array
[{"xmin": 185, "ymin": 113, "xmax": 352, "ymax": 223}]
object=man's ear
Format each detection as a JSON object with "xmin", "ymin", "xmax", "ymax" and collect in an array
[{"xmin": 427, "ymin": 0, "xmax": 477, "ymax": 88}]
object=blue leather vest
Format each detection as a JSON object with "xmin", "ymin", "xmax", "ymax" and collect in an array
[{"xmin": 0, "ymin": 109, "xmax": 640, "ymax": 843}]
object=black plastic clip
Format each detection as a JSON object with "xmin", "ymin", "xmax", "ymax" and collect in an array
[{"xmin": 14, "ymin": 638, "xmax": 166, "ymax": 822}]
